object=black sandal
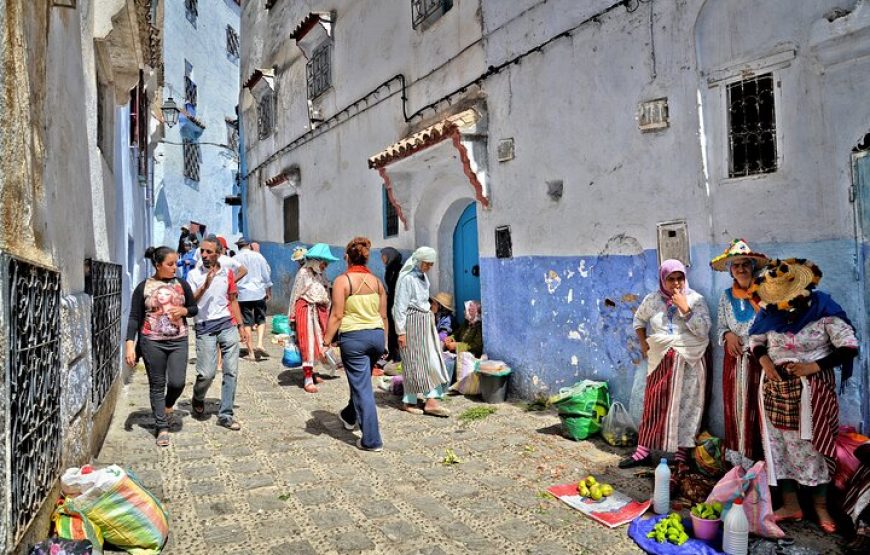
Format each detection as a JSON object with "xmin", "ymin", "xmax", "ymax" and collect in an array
[{"xmin": 192, "ymin": 398, "xmax": 205, "ymax": 418}]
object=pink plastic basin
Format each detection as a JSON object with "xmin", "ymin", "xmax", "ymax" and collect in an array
[{"xmin": 690, "ymin": 514, "xmax": 721, "ymax": 542}]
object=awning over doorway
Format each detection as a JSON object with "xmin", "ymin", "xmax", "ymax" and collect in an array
[{"xmin": 367, "ymin": 109, "xmax": 489, "ymax": 231}]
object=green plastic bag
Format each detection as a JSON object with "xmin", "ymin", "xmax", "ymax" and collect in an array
[
  {"xmin": 560, "ymin": 414, "xmax": 601, "ymax": 441},
  {"xmin": 272, "ymin": 315, "xmax": 291, "ymax": 335},
  {"xmin": 551, "ymin": 380, "xmax": 610, "ymax": 441}
]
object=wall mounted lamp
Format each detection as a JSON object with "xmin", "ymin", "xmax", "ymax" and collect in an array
[{"xmin": 162, "ymin": 97, "xmax": 180, "ymax": 128}]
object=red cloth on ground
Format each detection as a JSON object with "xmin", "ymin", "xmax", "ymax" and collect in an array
[{"xmin": 294, "ymin": 298, "xmax": 329, "ymax": 362}]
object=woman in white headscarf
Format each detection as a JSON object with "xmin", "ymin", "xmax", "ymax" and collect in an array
[{"xmin": 392, "ymin": 247, "xmax": 451, "ymax": 417}]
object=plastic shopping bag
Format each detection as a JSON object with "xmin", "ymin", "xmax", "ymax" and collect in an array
[
  {"xmin": 551, "ymin": 381, "xmax": 610, "ymax": 441},
  {"xmin": 601, "ymin": 401, "xmax": 638, "ymax": 446},
  {"xmin": 282, "ymin": 340, "xmax": 302, "ymax": 368},
  {"xmin": 53, "ymin": 498, "xmax": 103, "ymax": 554},
  {"xmin": 68, "ymin": 467, "xmax": 168, "ymax": 555},
  {"xmin": 449, "ymin": 351, "xmax": 480, "ymax": 395},
  {"xmin": 834, "ymin": 425, "xmax": 870, "ymax": 490},
  {"xmin": 271, "ymin": 315, "xmax": 291, "ymax": 335},
  {"xmin": 706, "ymin": 460, "xmax": 784, "ymax": 538}
]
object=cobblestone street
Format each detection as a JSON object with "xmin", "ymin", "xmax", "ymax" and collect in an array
[
  {"xmin": 95, "ymin": 332, "xmax": 654, "ymax": 554},
  {"xmin": 96, "ymin": 332, "xmax": 844, "ymax": 554}
]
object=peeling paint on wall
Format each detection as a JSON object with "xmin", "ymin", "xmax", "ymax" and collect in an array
[{"xmin": 545, "ymin": 269, "xmax": 561, "ymax": 293}]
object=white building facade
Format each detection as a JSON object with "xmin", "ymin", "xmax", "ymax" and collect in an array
[
  {"xmin": 153, "ymin": 0, "xmax": 242, "ymax": 248},
  {"xmin": 0, "ymin": 0, "xmax": 159, "ymax": 551},
  {"xmin": 241, "ymin": 0, "xmax": 870, "ymax": 432}
]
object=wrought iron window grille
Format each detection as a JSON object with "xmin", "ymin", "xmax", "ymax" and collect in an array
[
  {"xmin": 727, "ymin": 73, "xmax": 777, "ymax": 178},
  {"xmin": 383, "ymin": 185, "xmax": 398, "ymax": 238},
  {"xmin": 85, "ymin": 259, "xmax": 122, "ymax": 407},
  {"xmin": 306, "ymin": 42, "xmax": 332, "ymax": 100},
  {"xmin": 183, "ymin": 139, "xmax": 201, "ymax": 181},
  {"xmin": 257, "ymin": 91, "xmax": 275, "ymax": 140},
  {"xmin": 185, "ymin": 0, "xmax": 198, "ymax": 23},
  {"xmin": 412, "ymin": 0, "xmax": 453, "ymax": 29},
  {"xmin": 2, "ymin": 254, "xmax": 62, "ymax": 546},
  {"xmin": 184, "ymin": 75, "xmax": 197, "ymax": 109},
  {"xmin": 226, "ymin": 26, "xmax": 240, "ymax": 58},
  {"xmin": 226, "ymin": 119, "xmax": 240, "ymax": 153}
]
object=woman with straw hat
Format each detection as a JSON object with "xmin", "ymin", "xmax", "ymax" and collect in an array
[
  {"xmin": 288, "ymin": 243, "xmax": 339, "ymax": 393},
  {"xmin": 710, "ymin": 239, "xmax": 769, "ymax": 462},
  {"xmin": 748, "ymin": 259, "xmax": 858, "ymax": 532},
  {"xmin": 393, "ymin": 247, "xmax": 451, "ymax": 417},
  {"xmin": 430, "ymin": 291, "xmax": 456, "ymax": 341},
  {"xmin": 619, "ymin": 259, "xmax": 712, "ymax": 469}
]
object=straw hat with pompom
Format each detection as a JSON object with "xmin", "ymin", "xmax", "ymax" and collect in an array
[{"xmin": 752, "ymin": 258, "xmax": 822, "ymax": 311}]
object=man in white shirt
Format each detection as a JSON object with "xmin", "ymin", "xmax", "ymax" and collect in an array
[
  {"xmin": 234, "ymin": 237, "xmax": 273, "ymax": 360},
  {"xmin": 187, "ymin": 237, "xmax": 250, "ymax": 430}
]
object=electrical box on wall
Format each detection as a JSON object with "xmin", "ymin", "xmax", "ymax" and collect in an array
[{"xmin": 656, "ymin": 220, "xmax": 690, "ymax": 266}]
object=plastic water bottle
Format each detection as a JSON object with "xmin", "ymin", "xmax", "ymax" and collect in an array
[
  {"xmin": 653, "ymin": 458, "xmax": 671, "ymax": 514},
  {"xmin": 723, "ymin": 498, "xmax": 749, "ymax": 555}
]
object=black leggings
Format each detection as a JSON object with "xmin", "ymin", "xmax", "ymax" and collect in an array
[{"xmin": 139, "ymin": 337, "xmax": 188, "ymax": 431}]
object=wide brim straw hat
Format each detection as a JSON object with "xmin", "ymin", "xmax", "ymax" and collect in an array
[
  {"xmin": 432, "ymin": 292, "xmax": 454, "ymax": 312},
  {"xmin": 305, "ymin": 243, "xmax": 340, "ymax": 262},
  {"xmin": 291, "ymin": 247, "xmax": 308, "ymax": 262},
  {"xmin": 752, "ymin": 258, "xmax": 822, "ymax": 311},
  {"xmin": 710, "ymin": 239, "xmax": 769, "ymax": 272}
]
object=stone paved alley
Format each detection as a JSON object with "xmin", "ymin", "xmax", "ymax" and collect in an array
[{"xmin": 96, "ymin": 329, "xmax": 842, "ymax": 554}]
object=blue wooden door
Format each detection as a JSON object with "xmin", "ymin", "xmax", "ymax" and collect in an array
[{"xmin": 453, "ymin": 202, "xmax": 480, "ymax": 325}]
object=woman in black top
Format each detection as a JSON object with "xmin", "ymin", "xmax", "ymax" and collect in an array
[
  {"xmin": 125, "ymin": 246, "xmax": 198, "ymax": 447},
  {"xmin": 381, "ymin": 247, "xmax": 404, "ymax": 362}
]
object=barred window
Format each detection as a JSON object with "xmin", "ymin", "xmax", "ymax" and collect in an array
[
  {"xmin": 727, "ymin": 73, "xmax": 777, "ymax": 178},
  {"xmin": 257, "ymin": 90, "xmax": 275, "ymax": 140},
  {"xmin": 383, "ymin": 185, "xmax": 398, "ymax": 238},
  {"xmin": 226, "ymin": 26, "xmax": 240, "ymax": 58},
  {"xmin": 306, "ymin": 42, "xmax": 332, "ymax": 100},
  {"xmin": 184, "ymin": 75, "xmax": 197, "ymax": 109},
  {"xmin": 183, "ymin": 139, "xmax": 201, "ymax": 181},
  {"xmin": 185, "ymin": 0, "xmax": 198, "ymax": 24},
  {"xmin": 412, "ymin": 0, "xmax": 453, "ymax": 29}
]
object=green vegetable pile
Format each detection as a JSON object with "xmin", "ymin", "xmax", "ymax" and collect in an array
[
  {"xmin": 646, "ymin": 513, "xmax": 688, "ymax": 545},
  {"xmin": 690, "ymin": 501, "xmax": 723, "ymax": 520}
]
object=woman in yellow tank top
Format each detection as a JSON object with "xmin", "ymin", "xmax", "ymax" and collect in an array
[{"xmin": 323, "ymin": 237, "xmax": 388, "ymax": 451}]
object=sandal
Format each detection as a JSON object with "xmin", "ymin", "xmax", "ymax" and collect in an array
[
  {"xmin": 773, "ymin": 510, "xmax": 803, "ymax": 523},
  {"xmin": 402, "ymin": 405, "xmax": 424, "ymax": 415},
  {"xmin": 254, "ymin": 347, "xmax": 269, "ymax": 359},
  {"xmin": 819, "ymin": 519, "xmax": 837, "ymax": 533},
  {"xmin": 218, "ymin": 419, "xmax": 241, "ymax": 431},
  {"xmin": 423, "ymin": 406, "xmax": 451, "ymax": 418},
  {"xmin": 192, "ymin": 398, "xmax": 206, "ymax": 418},
  {"xmin": 156, "ymin": 430, "xmax": 170, "ymax": 447},
  {"xmin": 303, "ymin": 383, "xmax": 319, "ymax": 393}
]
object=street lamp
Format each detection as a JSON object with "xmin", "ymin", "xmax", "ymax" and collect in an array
[{"xmin": 162, "ymin": 97, "xmax": 180, "ymax": 128}]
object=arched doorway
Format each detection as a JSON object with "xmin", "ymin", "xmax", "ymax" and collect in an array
[{"xmin": 453, "ymin": 202, "xmax": 480, "ymax": 324}]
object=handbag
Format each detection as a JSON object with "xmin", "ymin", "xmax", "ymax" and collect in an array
[{"xmin": 281, "ymin": 335, "xmax": 302, "ymax": 367}]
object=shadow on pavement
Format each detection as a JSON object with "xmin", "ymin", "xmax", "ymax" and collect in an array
[{"xmin": 304, "ymin": 409, "xmax": 357, "ymax": 447}]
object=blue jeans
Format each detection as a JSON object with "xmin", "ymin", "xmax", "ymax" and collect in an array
[
  {"xmin": 338, "ymin": 329, "xmax": 384, "ymax": 449},
  {"xmin": 194, "ymin": 325, "xmax": 240, "ymax": 423}
]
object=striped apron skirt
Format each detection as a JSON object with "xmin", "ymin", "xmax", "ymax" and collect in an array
[{"xmin": 399, "ymin": 308, "xmax": 449, "ymax": 396}]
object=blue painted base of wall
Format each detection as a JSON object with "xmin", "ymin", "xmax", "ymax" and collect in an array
[{"xmin": 481, "ymin": 240, "xmax": 867, "ymax": 433}]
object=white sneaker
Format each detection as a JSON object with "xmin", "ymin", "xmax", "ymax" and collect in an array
[
  {"xmin": 356, "ymin": 439, "xmax": 383, "ymax": 452},
  {"xmin": 338, "ymin": 413, "xmax": 357, "ymax": 431}
]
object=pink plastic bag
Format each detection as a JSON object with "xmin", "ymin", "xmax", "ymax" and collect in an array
[
  {"xmin": 706, "ymin": 461, "xmax": 784, "ymax": 539},
  {"xmin": 834, "ymin": 426, "xmax": 870, "ymax": 490}
]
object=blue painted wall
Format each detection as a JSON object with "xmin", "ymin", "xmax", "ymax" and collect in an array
[{"xmin": 481, "ymin": 240, "xmax": 867, "ymax": 432}]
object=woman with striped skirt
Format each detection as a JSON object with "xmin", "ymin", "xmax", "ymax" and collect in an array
[
  {"xmin": 393, "ymin": 247, "xmax": 451, "ymax": 417},
  {"xmin": 619, "ymin": 259, "xmax": 711, "ymax": 469},
  {"xmin": 748, "ymin": 258, "xmax": 858, "ymax": 532}
]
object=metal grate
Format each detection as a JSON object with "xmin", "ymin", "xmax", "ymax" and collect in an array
[
  {"xmin": 185, "ymin": 0, "xmax": 197, "ymax": 23},
  {"xmin": 495, "ymin": 226, "xmax": 512, "ymax": 259},
  {"xmin": 412, "ymin": 0, "xmax": 453, "ymax": 29},
  {"xmin": 3, "ymin": 254, "xmax": 62, "ymax": 545},
  {"xmin": 727, "ymin": 73, "xmax": 777, "ymax": 178},
  {"xmin": 257, "ymin": 91, "xmax": 275, "ymax": 140},
  {"xmin": 184, "ymin": 75, "xmax": 197, "ymax": 109},
  {"xmin": 383, "ymin": 185, "xmax": 398, "ymax": 238},
  {"xmin": 306, "ymin": 42, "xmax": 332, "ymax": 99},
  {"xmin": 85, "ymin": 259, "xmax": 122, "ymax": 407},
  {"xmin": 183, "ymin": 139, "xmax": 201, "ymax": 181},
  {"xmin": 226, "ymin": 119, "xmax": 240, "ymax": 153},
  {"xmin": 226, "ymin": 25, "xmax": 240, "ymax": 58}
]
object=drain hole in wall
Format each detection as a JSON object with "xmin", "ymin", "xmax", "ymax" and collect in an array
[{"xmin": 604, "ymin": 298, "xmax": 616, "ymax": 308}]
